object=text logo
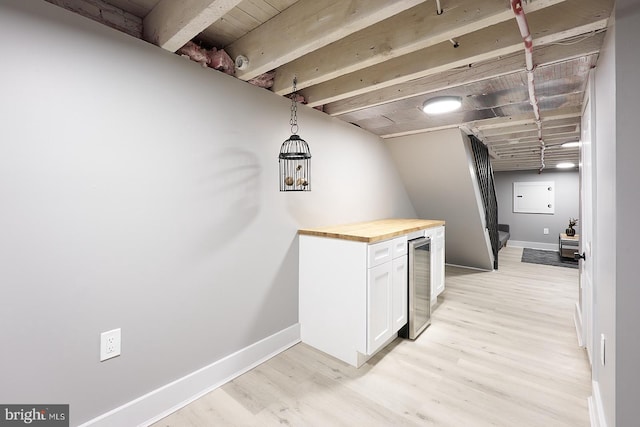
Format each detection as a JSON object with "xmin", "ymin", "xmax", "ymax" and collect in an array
[{"xmin": 0, "ymin": 405, "xmax": 68, "ymax": 427}]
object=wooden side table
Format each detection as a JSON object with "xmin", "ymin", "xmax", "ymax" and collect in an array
[{"xmin": 559, "ymin": 233, "xmax": 580, "ymax": 259}]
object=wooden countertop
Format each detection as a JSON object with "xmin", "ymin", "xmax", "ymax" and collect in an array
[{"xmin": 298, "ymin": 218, "xmax": 445, "ymax": 243}]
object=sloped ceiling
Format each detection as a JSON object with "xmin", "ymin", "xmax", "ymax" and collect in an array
[{"xmin": 45, "ymin": 0, "xmax": 614, "ymax": 171}]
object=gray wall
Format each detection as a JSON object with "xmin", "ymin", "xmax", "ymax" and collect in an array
[
  {"xmin": 615, "ymin": 0, "xmax": 640, "ymax": 423},
  {"xmin": 387, "ymin": 129, "xmax": 494, "ymax": 270},
  {"xmin": 0, "ymin": 2, "xmax": 416, "ymax": 425},
  {"xmin": 594, "ymin": 12, "xmax": 616, "ymax": 426},
  {"xmin": 612, "ymin": 0, "xmax": 640, "ymax": 424},
  {"xmin": 494, "ymin": 170, "xmax": 579, "ymax": 247},
  {"xmin": 592, "ymin": 1, "xmax": 640, "ymax": 424}
]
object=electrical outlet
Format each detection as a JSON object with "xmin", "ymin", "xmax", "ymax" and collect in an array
[
  {"xmin": 100, "ymin": 328, "xmax": 121, "ymax": 362},
  {"xmin": 543, "ymin": 228, "xmax": 549, "ymax": 235},
  {"xmin": 600, "ymin": 334, "xmax": 606, "ymax": 366}
]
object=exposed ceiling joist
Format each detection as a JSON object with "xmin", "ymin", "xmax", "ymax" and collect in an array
[
  {"xmin": 471, "ymin": 106, "xmax": 582, "ymax": 132},
  {"xmin": 272, "ymin": 0, "xmax": 568, "ymax": 95},
  {"xmin": 382, "ymin": 123, "xmax": 463, "ymax": 139},
  {"xmin": 47, "ymin": 0, "xmax": 614, "ymax": 172},
  {"xmin": 495, "ymin": 154, "xmax": 578, "ymax": 159},
  {"xmin": 381, "ymin": 105, "xmax": 582, "ymax": 139},
  {"xmin": 488, "ymin": 129, "xmax": 580, "ymax": 143},
  {"xmin": 226, "ymin": 0, "xmax": 427, "ymax": 81},
  {"xmin": 143, "ymin": 0, "xmax": 243, "ymax": 51},
  {"xmin": 301, "ymin": 3, "xmax": 609, "ymax": 107},
  {"xmin": 483, "ymin": 125, "xmax": 579, "ymax": 141},
  {"xmin": 479, "ymin": 118, "xmax": 580, "ymax": 137},
  {"xmin": 326, "ymin": 34, "xmax": 603, "ymax": 116}
]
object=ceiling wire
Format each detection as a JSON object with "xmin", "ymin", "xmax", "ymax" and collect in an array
[{"xmin": 547, "ymin": 28, "xmax": 607, "ymax": 46}]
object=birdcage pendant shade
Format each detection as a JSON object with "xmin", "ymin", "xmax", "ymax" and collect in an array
[{"xmin": 279, "ymin": 134, "xmax": 311, "ymax": 191}]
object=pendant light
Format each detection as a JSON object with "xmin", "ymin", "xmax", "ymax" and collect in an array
[{"xmin": 279, "ymin": 77, "xmax": 311, "ymax": 191}]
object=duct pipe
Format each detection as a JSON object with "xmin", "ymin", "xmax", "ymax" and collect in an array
[{"xmin": 511, "ymin": 0, "xmax": 545, "ymax": 171}]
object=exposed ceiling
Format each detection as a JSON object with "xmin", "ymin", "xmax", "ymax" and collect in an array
[{"xmin": 45, "ymin": 0, "xmax": 614, "ymax": 171}]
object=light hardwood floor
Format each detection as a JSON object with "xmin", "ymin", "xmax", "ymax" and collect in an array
[{"xmin": 154, "ymin": 246, "xmax": 591, "ymax": 426}]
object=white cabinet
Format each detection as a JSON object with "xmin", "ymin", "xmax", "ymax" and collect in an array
[
  {"xmin": 433, "ymin": 225, "xmax": 445, "ymax": 298},
  {"xmin": 391, "ymin": 255, "xmax": 408, "ymax": 331},
  {"xmin": 366, "ymin": 235, "xmax": 408, "ymax": 355},
  {"xmin": 424, "ymin": 225, "xmax": 446, "ymax": 304},
  {"xmin": 299, "ymin": 234, "xmax": 408, "ymax": 367},
  {"xmin": 366, "ymin": 262, "xmax": 393, "ymax": 354}
]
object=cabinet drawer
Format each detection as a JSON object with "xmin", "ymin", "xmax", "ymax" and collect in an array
[
  {"xmin": 368, "ymin": 239, "xmax": 393, "ymax": 268},
  {"xmin": 368, "ymin": 236, "xmax": 407, "ymax": 267}
]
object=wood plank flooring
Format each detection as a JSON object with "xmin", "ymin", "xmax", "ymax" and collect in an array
[{"xmin": 153, "ymin": 246, "xmax": 591, "ymax": 426}]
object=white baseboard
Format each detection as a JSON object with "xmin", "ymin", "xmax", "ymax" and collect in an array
[
  {"xmin": 588, "ymin": 380, "xmax": 608, "ymax": 427},
  {"xmin": 78, "ymin": 324, "xmax": 301, "ymax": 427},
  {"xmin": 444, "ymin": 263, "xmax": 492, "ymax": 272},
  {"xmin": 508, "ymin": 240, "xmax": 559, "ymax": 251},
  {"xmin": 574, "ymin": 302, "xmax": 584, "ymax": 347}
]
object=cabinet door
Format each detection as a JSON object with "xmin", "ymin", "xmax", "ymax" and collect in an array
[
  {"xmin": 392, "ymin": 255, "xmax": 408, "ymax": 332},
  {"xmin": 367, "ymin": 262, "xmax": 393, "ymax": 355}
]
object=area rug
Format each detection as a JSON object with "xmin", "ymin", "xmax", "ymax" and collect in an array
[{"xmin": 521, "ymin": 248, "xmax": 578, "ymax": 269}]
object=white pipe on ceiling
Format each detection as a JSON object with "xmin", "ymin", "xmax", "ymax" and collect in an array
[
  {"xmin": 510, "ymin": 0, "xmax": 546, "ymax": 172},
  {"xmin": 436, "ymin": 0, "xmax": 443, "ymax": 15}
]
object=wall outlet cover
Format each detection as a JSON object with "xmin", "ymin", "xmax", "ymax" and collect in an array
[
  {"xmin": 543, "ymin": 228, "xmax": 549, "ymax": 235},
  {"xmin": 100, "ymin": 328, "xmax": 121, "ymax": 362}
]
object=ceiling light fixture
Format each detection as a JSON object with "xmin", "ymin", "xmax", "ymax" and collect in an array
[
  {"xmin": 556, "ymin": 162, "xmax": 576, "ymax": 169},
  {"xmin": 422, "ymin": 96, "xmax": 462, "ymax": 115},
  {"xmin": 561, "ymin": 141, "xmax": 582, "ymax": 148}
]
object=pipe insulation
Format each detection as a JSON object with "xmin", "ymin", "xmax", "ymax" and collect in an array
[{"xmin": 511, "ymin": 0, "xmax": 545, "ymax": 172}]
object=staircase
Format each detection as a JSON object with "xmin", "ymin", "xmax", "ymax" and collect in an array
[{"xmin": 469, "ymin": 135, "xmax": 500, "ymax": 269}]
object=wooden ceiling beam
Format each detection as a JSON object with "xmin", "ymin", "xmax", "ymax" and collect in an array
[
  {"xmin": 327, "ymin": 36, "xmax": 603, "ymax": 116},
  {"xmin": 225, "ymin": 0, "xmax": 427, "ymax": 81},
  {"xmin": 272, "ymin": 0, "xmax": 568, "ymax": 95},
  {"xmin": 490, "ymin": 137, "xmax": 581, "ymax": 150},
  {"xmin": 381, "ymin": 124, "xmax": 463, "ymax": 139},
  {"xmin": 300, "ymin": 0, "xmax": 610, "ymax": 107},
  {"xmin": 471, "ymin": 107, "xmax": 582, "ymax": 132},
  {"xmin": 482, "ymin": 126, "xmax": 579, "ymax": 142},
  {"xmin": 491, "ymin": 142, "xmax": 580, "ymax": 153},
  {"xmin": 494, "ymin": 154, "xmax": 579, "ymax": 159},
  {"xmin": 491, "ymin": 141, "xmax": 580, "ymax": 152},
  {"xmin": 380, "ymin": 106, "xmax": 582, "ymax": 139},
  {"xmin": 480, "ymin": 118, "xmax": 580, "ymax": 137},
  {"xmin": 492, "ymin": 154, "xmax": 579, "ymax": 163},
  {"xmin": 143, "ymin": 0, "xmax": 244, "ymax": 51}
]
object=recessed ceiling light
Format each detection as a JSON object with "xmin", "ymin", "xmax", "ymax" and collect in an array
[
  {"xmin": 422, "ymin": 96, "xmax": 462, "ymax": 115},
  {"xmin": 561, "ymin": 141, "xmax": 582, "ymax": 148},
  {"xmin": 556, "ymin": 162, "xmax": 576, "ymax": 169}
]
